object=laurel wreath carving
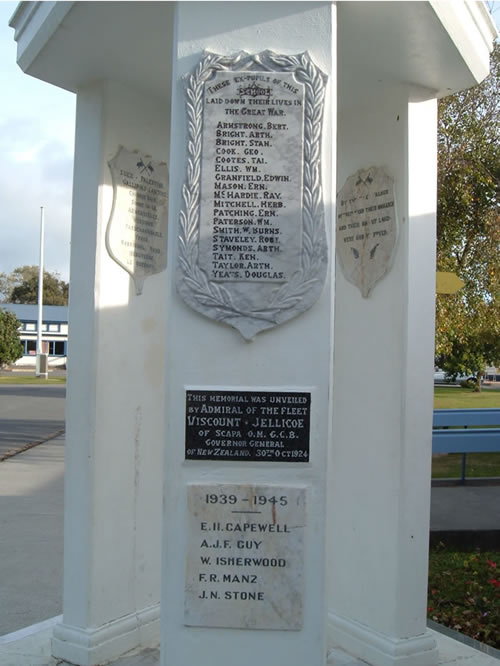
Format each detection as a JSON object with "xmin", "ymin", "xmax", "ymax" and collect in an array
[{"xmin": 178, "ymin": 50, "xmax": 327, "ymax": 326}]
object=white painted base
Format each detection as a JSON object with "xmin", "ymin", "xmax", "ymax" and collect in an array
[
  {"xmin": 328, "ymin": 612, "xmax": 439, "ymax": 666},
  {"xmin": 51, "ymin": 604, "xmax": 159, "ymax": 666}
]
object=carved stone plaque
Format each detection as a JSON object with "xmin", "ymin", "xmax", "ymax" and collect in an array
[
  {"xmin": 106, "ymin": 146, "xmax": 168, "ymax": 294},
  {"xmin": 185, "ymin": 389, "xmax": 311, "ymax": 462},
  {"xmin": 184, "ymin": 483, "xmax": 305, "ymax": 630},
  {"xmin": 336, "ymin": 167, "xmax": 397, "ymax": 298},
  {"xmin": 177, "ymin": 51, "xmax": 328, "ymax": 340}
]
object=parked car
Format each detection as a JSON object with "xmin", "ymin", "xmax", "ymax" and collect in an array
[
  {"xmin": 434, "ymin": 369, "xmax": 476, "ymax": 385},
  {"xmin": 434, "ymin": 369, "xmax": 446, "ymax": 383}
]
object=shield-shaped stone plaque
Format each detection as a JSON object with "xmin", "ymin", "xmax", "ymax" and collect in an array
[
  {"xmin": 106, "ymin": 146, "xmax": 168, "ymax": 295},
  {"xmin": 177, "ymin": 51, "xmax": 328, "ymax": 340},
  {"xmin": 336, "ymin": 167, "xmax": 398, "ymax": 297}
]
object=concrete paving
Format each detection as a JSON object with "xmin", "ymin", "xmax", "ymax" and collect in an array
[
  {"xmin": 1, "ymin": 618, "xmax": 499, "ymax": 666},
  {"xmin": 0, "ymin": 436, "xmax": 64, "ymax": 636}
]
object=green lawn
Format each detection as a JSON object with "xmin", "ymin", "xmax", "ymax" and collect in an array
[
  {"xmin": 433, "ymin": 386, "xmax": 500, "ymax": 479},
  {"xmin": 434, "ymin": 386, "xmax": 500, "ymax": 409},
  {"xmin": 0, "ymin": 375, "xmax": 66, "ymax": 384},
  {"xmin": 432, "ymin": 453, "xmax": 500, "ymax": 478}
]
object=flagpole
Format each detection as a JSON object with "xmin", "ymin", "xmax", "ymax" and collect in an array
[{"xmin": 36, "ymin": 206, "xmax": 47, "ymax": 378}]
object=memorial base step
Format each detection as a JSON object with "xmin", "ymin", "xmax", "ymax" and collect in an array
[{"xmin": 51, "ymin": 604, "xmax": 160, "ymax": 666}]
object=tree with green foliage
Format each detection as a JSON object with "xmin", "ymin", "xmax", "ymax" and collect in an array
[
  {"xmin": 0, "ymin": 308, "xmax": 24, "ymax": 367},
  {"xmin": 0, "ymin": 265, "xmax": 68, "ymax": 306},
  {"xmin": 435, "ymin": 42, "xmax": 499, "ymax": 390}
]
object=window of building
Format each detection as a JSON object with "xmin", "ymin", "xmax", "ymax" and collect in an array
[
  {"xmin": 47, "ymin": 340, "xmax": 66, "ymax": 356},
  {"xmin": 25, "ymin": 340, "xmax": 36, "ymax": 355},
  {"xmin": 23, "ymin": 340, "xmax": 66, "ymax": 356}
]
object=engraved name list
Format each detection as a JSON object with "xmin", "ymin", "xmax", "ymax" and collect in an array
[
  {"xmin": 106, "ymin": 146, "xmax": 168, "ymax": 294},
  {"xmin": 177, "ymin": 51, "xmax": 327, "ymax": 339},
  {"xmin": 185, "ymin": 483, "xmax": 305, "ymax": 630},
  {"xmin": 200, "ymin": 72, "xmax": 305, "ymax": 283}
]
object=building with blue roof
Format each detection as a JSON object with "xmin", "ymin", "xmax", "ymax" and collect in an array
[{"xmin": 1, "ymin": 303, "xmax": 68, "ymax": 366}]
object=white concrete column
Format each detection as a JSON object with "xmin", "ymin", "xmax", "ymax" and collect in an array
[
  {"xmin": 161, "ymin": 3, "xmax": 336, "ymax": 666},
  {"xmin": 328, "ymin": 88, "xmax": 439, "ymax": 665},
  {"xmin": 52, "ymin": 80, "xmax": 170, "ymax": 666}
]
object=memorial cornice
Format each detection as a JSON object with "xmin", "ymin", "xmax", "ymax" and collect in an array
[
  {"xmin": 8, "ymin": 1, "xmax": 497, "ymax": 104},
  {"xmin": 429, "ymin": 0, "xmax": 497, "ymax": 85}
]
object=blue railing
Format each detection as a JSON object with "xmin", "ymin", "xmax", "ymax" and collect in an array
[{"xmin": 432, "ymin": 409, "xmax": 500, "ymax": 483}]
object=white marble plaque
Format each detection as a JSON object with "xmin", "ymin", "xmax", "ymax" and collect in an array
[
  {"xmin": 177, "ymin": 51, "xmax": 328, "ymax": 340},
  {"xmin": 184, "ymin": 483, "xmax": 305, "ymax": 630},
  {"xmin": 199, "ymin": 71, "xmax": 304, "ymax": 284},
  {"xmin": 106, "ymin": 146, "xmax": 168, "ymax": 294},
  {"xmin": 336, "ymin": 167, "xmax": 398, "ymax": 298}
]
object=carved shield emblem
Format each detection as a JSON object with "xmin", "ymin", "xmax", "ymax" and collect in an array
[
  {"xmin": 336, "ymin": 167, "xmax": 398, "ymax": 297},
  {"xmin": 106, "ymin": 146, "xmax": 168, "ymax": 295}
]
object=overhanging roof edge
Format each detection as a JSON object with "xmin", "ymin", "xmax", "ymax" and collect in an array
[
  {"xmin": 9, "ymin": 1, "xmax": 75, "ymax": 75},
  {"xmin": 7, "ymin": 1, "xmax": 497, "ymax": 103},
  {"xmin": 429, "ymin": 0, "xmax": 497, "ymax": 86}
]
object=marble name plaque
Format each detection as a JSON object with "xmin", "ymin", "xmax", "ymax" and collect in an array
[
  {"xmin": 177, "ymin": 51, "xmax": 328, "ymax": 340},
  {"xmin": 106, "ymin": 146, "xmax": 168, "ymax": 295},
  {"xmin": 185, "ymin": 389, "xmax": 310, "ymax": 462},
  {"xmin": 199, "ymin": 71, "xmax": 303, "ymax": 285},
  {"xmin": 336, "ymin": 167, "xmax": 398, "ymax": 298},
  {"xmin": 184, "ymin": 483, "xmax": 305, "ymax": 630}
]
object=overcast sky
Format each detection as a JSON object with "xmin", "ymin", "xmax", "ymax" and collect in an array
[
  {"xmin": 0, "ymin": 2, "xmax": 498, "ymax": 285},
  {"xmin": 0, "ymin": 1, "xmax": 75, "ymax": 282}
]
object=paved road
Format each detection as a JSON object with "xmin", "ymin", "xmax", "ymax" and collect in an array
[
  {"xmin": 431, "ymin": 485, "xmax": 500, "ymax": 531},
  {"xmin": 0, "ymin": 385, "xmax": 65, "ymax": 460}
]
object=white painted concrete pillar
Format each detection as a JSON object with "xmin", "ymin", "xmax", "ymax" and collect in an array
[
  {"xmin": 161, "ymin": 3, "xmax": 336, "ymax": 666},
  {"xmin": 328, "ymin": 86, "xmax": 439, "ymax": 665},
  {"xmin": 52, "ymin": 80, "xmax": 170, "ymax": 666}
]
